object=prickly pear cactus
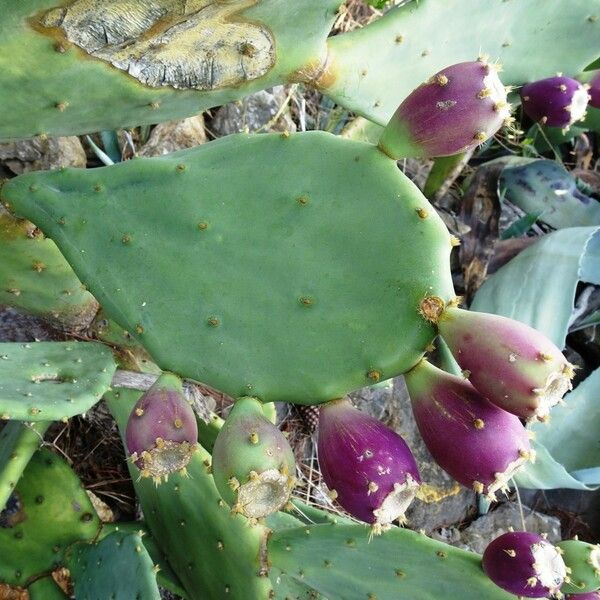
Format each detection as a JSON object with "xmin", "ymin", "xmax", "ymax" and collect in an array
[
  {"xmin": 106, "ymin": 389, "xmax": 273, "ymax": 600},
  {"xmin": 0, "ymin": 211, "xmax": 98, "ymax": 331},
  {"xmin": 0, "ymin": 0, "xmax": 341, "ymax": 139},
  {"xmin": 321, "ymin": 0, "xmax": 600, "ymax": 124},
  {"xmin": 66, "ymin": 530, "xmax": 161, "ymax": 600},
  {"xmin": 0, "ymin": 341, "xmax": 116, "ymax": 421},
  {"xmin": 0, "ymin": 448, "xmax": 101, "ymax": 586},
  {"xmin": 2, "ymin": 132, "xmax": 454, "ymax": 403}
]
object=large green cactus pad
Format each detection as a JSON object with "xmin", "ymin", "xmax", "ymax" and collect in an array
[
  {"xmin": 0, "ymin": 421, "xmax": 49, "ymax": 511},
  {"xmin": 3, "ymin": 132, "xmax": 453, "ymax": 403},
  {"xmin": 0, "ymin": 0, "xmax": 340, "ymax": 140},
  {"xmin": 106, "ymin": 389, "xmax": 272, "ymax": 600},
  {"xmin": 0, "ymin": 448, "xmax": 101, "ymax": 585},
  {"xmin": 66, "ymin": 530, "xmax": 161, "ymax": 600},
  {"xmin": 321, "ymin": 0, "xmax": 600, "ymax": 125},
  {"xmin": 0, "ymin": 212, "xmax": 98, "ymax": 331},
  {"xmin": 268, "ymin": 523, "xmax": 514, "ymax": 600},
  {"xmin": 0, "ymin": 341, "xmax": 116, "ymax": 421}
]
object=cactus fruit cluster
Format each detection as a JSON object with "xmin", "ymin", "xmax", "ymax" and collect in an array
[{"xmin": 0, "ymin": 0, "xmax": 598, "ymax": 598}]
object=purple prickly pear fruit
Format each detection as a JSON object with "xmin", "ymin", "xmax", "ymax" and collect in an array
[
  {"xmin": 378, "ymin": 58, "xmax": 510, "ymax": 159},
  {"xmin": 317, "ymin": 398, "xmax": 420, "ymax": 533},
  {"xmin": 566, "ymin": 593, "xmax": 600, "ymax": 600},
  {"xmin": 590, "ymin": 72, "xmax": 600, "ymax": 109},
  {"xmin": 125, "ymin": 372, "xmax": 198, "ymax": 483},
  {"xmin": 483, "ymin": 531, "xmax": 567, "ymax": 597},
  {"xmin": 437, "ymin": 306, "xmax": 574, "ymax": 422},
  {"xmin": 520, "ymin": 75, "xmax": 590, "ymax": 128},
  {"xmin": 404, "ymin": 360, "xmax": 532, "ymax": 500}
]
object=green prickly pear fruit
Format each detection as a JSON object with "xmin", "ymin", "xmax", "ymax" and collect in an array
[
  {"xmin": 557, "ymin": 539, "xmax": 600, "ymax": 595},
  {"xmin": 125, "ymin": 372, "xmax": 198, "ymax": 484},
  {"xmin": 212, "ymin": 397, "xmax": 295, "ymax": 518}
]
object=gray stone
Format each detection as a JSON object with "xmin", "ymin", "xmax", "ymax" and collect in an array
[
  {"xmin": 431, "ymin": 502, "xmax": 562, "ymax": 554},
  {"xmin": 0, "ymin": 307, "xmax": 56, "ymax": 342},
  {"xmin": 350, "ymin": 376, "xmax": 474, "ymax": 533},
  {"xmin": 210, "ymin": 86, "xmax": 296, "ymax": 136},
  {"xmin": 139, "ymin": 116, "xmax": 207, "ymax": 157},
  {"xmin": 0, "ymin": 136, "xmax": 86, "ymax": 174}
]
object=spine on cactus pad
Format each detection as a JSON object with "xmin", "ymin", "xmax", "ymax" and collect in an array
[
  {"xmin": 404, "ymin": 359, "xmax": 533, "ymax": 500},
  {"xmin": 431, "ymin": 303, "xmax": 574, "ymax": 422},
  {"xmin": 317, "ymin": 398, "xmax": 420, "ymax": 533},
  {"xmin": 125, "ymin": 372, "xmax": 198, "ymax": 484},
  {"xmin": 378, "ymin": 58, "xmax": 511, "ymax": 159},
  {"xmin": 211, "ymin": 397, "xmax": 296, "ymax": 519},
  {"xmin": 482, "ymin": 531, "xmax": 567, "ymax": 598}
]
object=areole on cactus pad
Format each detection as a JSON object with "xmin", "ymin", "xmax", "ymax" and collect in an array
[{"xmin": 1, "ymin": 131, "xmax": 454, "ymax": 404}]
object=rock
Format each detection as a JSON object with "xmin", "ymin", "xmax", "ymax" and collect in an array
[
  {"xmin": 139, "ymin": 116, "xmax": 207, "ymax": 157},
  {"xmin": 210, "ymin": 86, "xmax": 296, "ymax": 136},
  {"xmin": 431, "ymin": 502, "xmax": 562, "ymax": 554},
  {"xmin": 0, "ymin": 136, "xmax": 86, "ymax": 174},
  {"xmin": 350, "ymin": 376, "xmax": 474, "ymax": 533},
  {"xmin": 0, "ymin": 307, "xmax": 57, "ymax": 342}
]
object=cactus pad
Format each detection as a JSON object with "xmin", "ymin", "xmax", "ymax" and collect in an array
[
  {"xmin": 321, "ymin": 0, "xmax": 600, "ymax": 124},
  {"xmin": 0, "ymin": 212, "xmax": 98, "ymax": 332},
  {"xmin": 0, "ymin": 341, "xmax": 116, "ymax": 421},
  {"xmin": 3, "ymin": 132, "xmax": 453, "ymax": 404},
  {"xmin": 0, "ymin": 0, "xmax": 340, "ymax": 140},
  {"xmin": 66, "ymin": 530, "xmax": 161, "ymax": 600},
  {"xmin": 0, "ymin": 448, "xmax": 100, "ymax": 585},
  {"xmin": 268, "ymin": 523, "xmax": 515, "ymax": 600}
]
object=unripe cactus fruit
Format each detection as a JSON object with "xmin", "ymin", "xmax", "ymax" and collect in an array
[
  {"xmin": 557, "ymin": 539, "xmax": 600, "ymax": 595},
  {"xmin": 211, "ymin": 397, "xmax": 295, "ymax": 518},
  {"xmin": 378, "ymin": 58, "xmax": 510, "ymax": 159},
  {"xmin": 590, "ymin": 73, "xmax": 600, "ymax": 109},
  {"xmin": 520, "ymin": 75, "xmax": 590, "ymax": 128},
  {"xmin": 482, "ymin": 531, "xmax": 567, "ymax": 598},
  {"xmin": 404, "ymin": 360, "xmax": 532, "ymax": 500},
  {"xmin": 125, "ymin": 372, "xmax": 198, "ymax": 483},
  {"xmin": 436, "ymin": 306, "xmax": 574, "ymax": 422},
  {"xmin": 317, "ymin": 398, "xmax": 420, "ymax": 532}
]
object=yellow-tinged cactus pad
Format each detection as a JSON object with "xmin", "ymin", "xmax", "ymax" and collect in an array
[
  {"xmin": 0, "ymin": 0, "xmax": 340, "ymax": 140},
  {"xmin": 2, "ymin": 132, "xmax": 454, "ymax": 404}
]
